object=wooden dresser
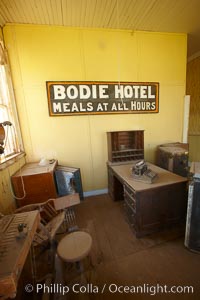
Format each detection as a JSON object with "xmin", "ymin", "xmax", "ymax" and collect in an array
[
  {"xmin": 11, "ymin": 160, "xmax": 84, "ymax": 207},
  {"xmin": 11, "ymin": 160, "xmax": 58, "ymax": 207},
  {"xmin": 107, "ymin": 162, "xmax": 188, "ymax": 237}
]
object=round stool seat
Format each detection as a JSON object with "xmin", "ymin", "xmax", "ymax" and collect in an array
[{"xmin": 57, "ymin": 231, "xmax": 92, "ymax": 263}]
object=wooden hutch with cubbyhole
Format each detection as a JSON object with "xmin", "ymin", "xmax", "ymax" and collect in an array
[{"xmin": 107, "ymin": 130, "xmax": 144, "ymax": 163}]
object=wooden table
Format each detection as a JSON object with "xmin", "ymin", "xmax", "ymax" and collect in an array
[
  {"xmin": 107, "ymin": 162, "xmax": 188, "ymax": 237},
  {"xmin": 0, "ymin": 211, "xmax": 40, "ymax": 299}
]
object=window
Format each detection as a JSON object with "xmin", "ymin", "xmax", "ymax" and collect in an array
[{"xmin": 0, "ymin": 42, "xmax": 23, "ymax": 161}]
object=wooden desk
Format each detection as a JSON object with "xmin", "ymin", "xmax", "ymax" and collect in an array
[
  {"xmin": 0, "ymin": 211, "xmax": 40, "ymax": 299},
  {"xmin": 107, "ymin": 162, "xmax": 188, "ymax": 237}
]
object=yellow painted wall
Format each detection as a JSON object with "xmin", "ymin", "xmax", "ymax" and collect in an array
[{"xmin": 3, "ymin": 25, "xmax": 187, "ymax": 192}]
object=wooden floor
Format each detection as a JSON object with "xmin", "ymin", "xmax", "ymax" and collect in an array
[
  {"xmin": 17, "ymin": 194, "xmax": 200, "ymax": 300},
  {"xmin": 54, "ymin": 194, "xmax": 200, "ymax": 300}
]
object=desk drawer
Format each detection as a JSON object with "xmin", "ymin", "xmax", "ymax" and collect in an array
[
  {"xmin": 124, "ymin": 184, "xmax": 136, "ymax": 208},
  {"xmin": 124, "ymin": 193, "xmax": 136, "ymax": 210},
  {"xmin": 124, "ymin": 183, "xmax": 136, "ymax": 198},
  {"xmin": 124, "ymin": 200, "xmax": 136, "ymax": 229}
]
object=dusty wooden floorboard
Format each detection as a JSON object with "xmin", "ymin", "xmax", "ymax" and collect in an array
[{"xmin": 13, "ymin": 194, "xmax": 200, "ymax": 300}]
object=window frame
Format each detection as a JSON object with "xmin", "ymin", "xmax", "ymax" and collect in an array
[{"xmin": 0, "ymin": 41, "xmax": 24, "ymax": 164}]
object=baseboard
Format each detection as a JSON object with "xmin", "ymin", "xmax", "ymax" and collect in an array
[{"xmin": 83, "ymin": 188, "xmax": 108, "ymax": 197}]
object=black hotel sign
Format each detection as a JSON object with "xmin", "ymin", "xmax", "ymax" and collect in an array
[{"xmin": 46, "ymin": 81, "xmax": 159, "ymax": 116}]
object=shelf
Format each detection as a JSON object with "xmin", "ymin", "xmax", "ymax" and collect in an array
[
  {"xmin": 112, "ymin": 148, "xmax": 143, "ymax": 154},
  {"xmin": 112, "ymin": 158, "xmax": 143, "ymax": 162},
  {"xmin": 107, "ymin": 130, "xmax": 144, "ymax": 163},
  {"xmin": 112, "ymin": 154, "xmax": 143, "ymax": 159}
]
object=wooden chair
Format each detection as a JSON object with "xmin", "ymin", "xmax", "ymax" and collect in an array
[
  {"xmin": 13, "ymin": 194, "xmax": 80, "ymax": 295},
  {"xmin": 14, "ymin": 193, "xmax": 80, "ymax": 247}
]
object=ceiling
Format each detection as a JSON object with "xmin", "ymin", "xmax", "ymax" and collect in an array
[{"xmin": 0, "ymin": 0, "xmax": 200, "ymax": 59}]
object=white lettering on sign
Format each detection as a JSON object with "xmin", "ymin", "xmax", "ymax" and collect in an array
[
  {"xmin": 53, "ymin": 85, "xmax": 66, "ymax": 100},
  {"xmin": 97, "ymin": 103, "xmax": 104, "ymax": 111},
  {"xmin": 132, "ymin": 86, "xmax": 140, "ymax": 98},
  {"xmin": 140, "ymin": 86, "xmax": 147, "ymax": 98},
  {"xmin": 131, "ymin": 101, "xmax": 156, "ymax": 110},
  {"xmin": 124, "ymin": 86, "xmax": 133, "ymax": 98},
  {"xmin": 114, "ymin": 85, "xmax": 155, "ymax": 99},
  {"xmin": 92, "ymin": 85, "xmax": 97, "ymax": 99},
  {"xmin": 53, "ymin": 84, "xmax": 156, "ymax": 101},
  {"xmin": 148, "ymin": 86, "xmax": 155, "ymax": 98},
  {"xmin": 79, "ymin": 85, "xmax": 91, "ymax": 99},
  {"xmin": 63, "ymin": 103, "xmax": 70, "ymax": 112},
  {"xmin": 99, "ymin": 85, "xmax": 109, "ymax": 99},
  {"xmin": 111, "ymin": 103, "xmax": 117, "ymax": 110},
  {"xmin": 87, "ymin": 102, "xmax": 94, "ymax": 111},
  {"xmin": 53, "ymin": 102, "xmax": 62, "ymax": 112},
  {"xmin": 48, "ymin": 81, "xmax": 159, "ymax": 115},
  {"xmin": 115, "ymin": 85, "xmax": 124, "ymax": 99},
  {"xmin": 67, "ymin": 86, "xmax": 78, "ymax": 99}
]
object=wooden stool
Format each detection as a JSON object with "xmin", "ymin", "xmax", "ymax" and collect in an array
[{"xmin": 57, "ymin": 231, "xmax": 92, "ymax": 274}]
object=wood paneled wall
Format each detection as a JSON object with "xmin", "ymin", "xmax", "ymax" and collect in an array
[
  {"xmin": 186, "ymin": 56, "xmax": 200, "ymax": 162},
  {"xmin": 189, "ymin": 135, "xmax": 200, "ymax": 162},
  {"xmin": 0, "ymin": 156, "xmax": 26, "ymax": 214},
  {"xmin": 187, "ymin": 57, "xmax": 200, "ymax": 135}
]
